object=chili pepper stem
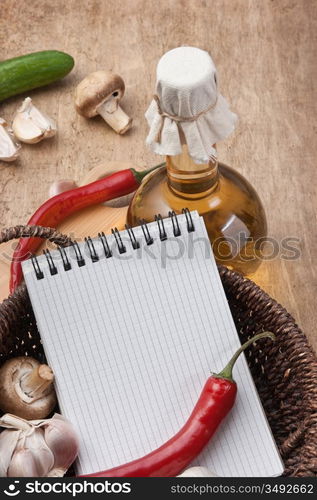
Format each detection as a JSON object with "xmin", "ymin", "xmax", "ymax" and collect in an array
[
  {"xmin": 132, "ymin": 163, "xmax": 166, "ymax": 184},
  {"xmin": 215, "ymin": 332, "xmax": 276, "ymax": 382}
]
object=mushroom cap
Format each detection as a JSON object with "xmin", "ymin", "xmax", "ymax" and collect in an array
[
  {"xmin": 0, "ymin": 356, "xmax": 57, "ymax": 420},
  {"xmin": 75, "ymin": 71, "xmax": 125, "ymax": 118}
]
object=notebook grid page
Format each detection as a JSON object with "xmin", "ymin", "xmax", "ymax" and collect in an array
[{"xmin": 22, "ymin": 211, "xmax": 283, "ymax": 477}]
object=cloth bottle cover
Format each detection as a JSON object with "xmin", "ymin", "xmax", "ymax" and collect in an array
[{"xmin": 145, "ymin": 46, "xmax": 238, "ymax": 164}]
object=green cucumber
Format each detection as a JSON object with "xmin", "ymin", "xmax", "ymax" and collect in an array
[{"xmin": 0, "ymin": 50, "xmax": 74, "ymax": 102}]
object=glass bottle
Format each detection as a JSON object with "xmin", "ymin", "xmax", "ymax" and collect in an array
[
  {"xmin": 127, "ymin": 145, "xmax": 267, "ymax": 274},
  {"xmin": 127, "ymin": 46, "xmax": 267, "ymax": 274}
]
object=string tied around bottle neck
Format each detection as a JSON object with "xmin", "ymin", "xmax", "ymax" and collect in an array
[{"xmin": 153, "ymin": 93, "xmax": 219, "ymax": 144}]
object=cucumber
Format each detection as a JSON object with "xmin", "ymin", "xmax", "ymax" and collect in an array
[{"xmin": 0, "ymin": 50, "xmax": 74, "ymax": 102}]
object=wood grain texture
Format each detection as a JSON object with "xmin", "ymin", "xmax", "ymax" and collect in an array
[{"xmin": 0, "ymin": 0, "xmax": 316, "ymax": 351}]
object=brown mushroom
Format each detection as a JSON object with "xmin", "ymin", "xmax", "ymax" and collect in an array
[
  {"xmin": 0, "ymin": 357, "xmax": 57, "ymax": 420},
  {"xmin": 74, "ymin": 70, "xmax": 132, "ymax": 134}
]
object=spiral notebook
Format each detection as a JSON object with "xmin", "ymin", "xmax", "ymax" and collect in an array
[{"xmin": 22, "ymin": 210, "xmax": 283, "ymax": 477}]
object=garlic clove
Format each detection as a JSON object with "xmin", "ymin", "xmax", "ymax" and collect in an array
[
  {"xmin": 13, "ymin": 114, "xmax": 44, "ymax": 143},
  {"xmin": 7, "ymin": 427, "xmax": 54, "ymax": 477},
  {"xmin": 12, "ymin": 97, "xmax": 57, "ymax": 144},
  {"xmin": 19, "ymin": 429, "xmax": 55, "ymax": 477},
  {"xmin": 49, "ymin": 179, "xmax": 78, "ymax": 198},
  {"xmin": 0, "ymin": 429, "xmax": 22, "ymax": 477},
  {"xmin": 177, "ymin": 466, "xmax": 218, "ymax": 477},
  {"xmin": 42, "ymin": 414, "xmax": 79, "ymax": 471},
  {"xmin": 8, "ymin": 448, "xmax": 39, "ymax": 477},
  {"xmin": 0, "ymin": 118, "xmax": 21, "ymax": 162},
  {"xmin": 26, "ymin": 438, "xmax": 54, "ymax": 477}
]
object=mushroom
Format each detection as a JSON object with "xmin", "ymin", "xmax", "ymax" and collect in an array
[
  {"xmin": 75, "ymin": 71, "xmax": 132, "ymax": 134},
  {"xmin": 12, "ymin": 97, "xmax": 57, "ymax": 144},
  {"xmin": 0, "ymin": 356, "xmax": 57, "ymax": 420},
  {"xmin": 0, "ymin": 118, "xmax": 21, "ymax": 162}
]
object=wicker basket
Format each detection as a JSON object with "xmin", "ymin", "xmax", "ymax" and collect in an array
[{"xmin": 0, "ymin": 225, "xmax": 316, "ymax": 477}]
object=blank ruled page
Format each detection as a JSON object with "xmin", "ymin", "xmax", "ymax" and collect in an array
[{"xmin": 22, "ymin": 211, "xmax": 283, "ymax": 477}]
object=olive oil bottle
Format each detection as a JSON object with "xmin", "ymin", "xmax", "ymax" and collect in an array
[{"xmin": 127, "ymin": 47, "xmax": 267, "ymax": 274}]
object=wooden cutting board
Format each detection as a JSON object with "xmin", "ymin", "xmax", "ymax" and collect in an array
[{"xmin": 0, "ymin": 161, "xmax": 136, "ymax": 302}]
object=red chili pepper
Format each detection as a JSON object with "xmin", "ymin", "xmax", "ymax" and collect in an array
[
  {"xmin": 10, "ymin": 164, "xmax": 164, "ymax": 292},
  {"xmin": 81, "ymin": 332, "xmax": 275, "ymax": 478}
]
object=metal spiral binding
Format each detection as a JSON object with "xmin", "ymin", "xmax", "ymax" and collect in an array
[
  {"xmin": 125, "ymin": 225, "xmax": 140, "ymax": 249},
  {"xmin": 140, "ymin": 219, "xmax": 154, "ymax": 245},
  {"xmin": 43, "ymin": 249, "xmax": 58, "ymax": 276},
  {"xmin": 155, "ymin": 214, "xmax": 167, "ymax": 241},
  {"xmin": 31, "ymin": 209, "xmax": 195, "ymax": 279},
  {"xmin": 168, "ymin": 211, "xmax": 181, "ymax": 237},
  {"xmin": 111, "ymin": 227, "xmax": 126, "ymax": 254},
  {"xmin": 85, "ymin": 237, "xmax": 99, "ymax": 262},
  {"xmin": 31, "ymin": 255, "xmax": 44, "ymax": 280},
  {"xmin": 182, "ymin": 208, "xmax": 195, "ymax": 232},
  {"xmin": 58, "ymin": 246, "xmax": 71, "ymax": 271},
  {"xmin": 72, "ymin": 241, "xmax": 85, "ymax": 267},
  {"xmin": 98, "ymin": 232, "xmax": 112, "ymax": 258}
]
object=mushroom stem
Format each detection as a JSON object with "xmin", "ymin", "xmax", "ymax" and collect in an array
[
  {"xmin": 19, "ymin": 365, "xmax": 54, "ymax": 402},
  {"xmin": 97, "ymin": 102, "xmax": 132, "ymax": 135}
]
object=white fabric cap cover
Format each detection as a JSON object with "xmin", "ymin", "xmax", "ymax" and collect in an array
[{"xmin": 145, "ymin": 47, "xmax": 238, "ymax": 164}]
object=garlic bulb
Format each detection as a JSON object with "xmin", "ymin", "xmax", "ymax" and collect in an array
[
  {"xmin": 12, "ymin": 97, "xmax": 56, "ymax": 144},
  {"xmin": 0, "ymin": 413, "xmax": 79, "ymax": 477},
  {"xmin": 177, "ymin": 466, "xmax": 218, "ymax": 477}
]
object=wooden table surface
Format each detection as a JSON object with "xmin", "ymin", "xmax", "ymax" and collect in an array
[{"xmin": 0, "ymin": 0, "xmax": 316, "ymax": 351}]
